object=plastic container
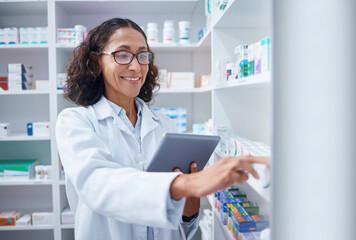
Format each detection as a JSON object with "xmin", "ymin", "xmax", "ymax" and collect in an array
[
  {"xmin": 163, "ymin": 20, "xmax": 175, "ymax": 43},
  {"xmin": 35, "ymin": 165, "xmax": 44, "ymax": 181},
  {"xmin": 178, "ymin": 21, "xmax": 190, "ymax": 44},
  {"xmin": 146, "ymin": 22, "xmax": 158, "ymax": 43}
]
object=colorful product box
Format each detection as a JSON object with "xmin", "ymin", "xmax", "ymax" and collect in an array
[
  {"xmin": 27, "ymin": 122, "xmax": 50, "ymax": 137},
  {"xmin": 231, "ymin": 205, "xmax": 256, "ymax": 232},
  {"xmin": 1, "ymin": 159, "xmax": 37, "ymax": 180},
  {"xmin": 251, "ymin": 214, "xmax": 270, "ymax": 231},
  {"xmin": 0, "ymin": 211, "xmax": 22, "ymax": 226}
]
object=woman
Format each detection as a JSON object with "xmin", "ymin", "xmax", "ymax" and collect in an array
[{"xmin": 56, "ymin": 18, "xmax": 270, "ymax": 240}]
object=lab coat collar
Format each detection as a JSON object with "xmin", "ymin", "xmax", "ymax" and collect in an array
[
  {"xmin": 92, "ymin": 96, "xmax": 116, "ymax": 120},
  {"xmin": 92, "ymin": 96, "xmax": 160, "ymax": 138},
  {"xmin": 135, "ymin": 97, "xmax": 160, "ymax": 139}
]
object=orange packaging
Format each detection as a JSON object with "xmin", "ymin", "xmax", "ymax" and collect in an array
[
  {"xmin": 0, "ymin": 211, "xmax": 22, "ymax": 226},
  {"xmin": 0, "ymin": 76, "xmax": 8, "ymax": 91}
]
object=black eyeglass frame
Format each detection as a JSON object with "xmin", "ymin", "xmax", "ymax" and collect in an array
[{"xmin": 98, "ymin": 50, "xmax": 154, "ymax": 65}]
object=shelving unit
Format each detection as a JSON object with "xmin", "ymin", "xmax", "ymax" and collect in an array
[{"xmin": 0, "ymin": 0, "xmax": 271, "ymax": 239}]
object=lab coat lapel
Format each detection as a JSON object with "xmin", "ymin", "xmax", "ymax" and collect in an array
[
  {"xmin": 139, "ymin": 99, "xmax": 159, "ymax": 140},
  {"xmin": 92, "ymin": 96, "xmax": 132, "ymax": 135}
]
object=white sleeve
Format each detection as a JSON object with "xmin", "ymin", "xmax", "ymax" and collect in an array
[{"xmin": 56, "ymin": 108, "xmax": 185, "ymax": 229}]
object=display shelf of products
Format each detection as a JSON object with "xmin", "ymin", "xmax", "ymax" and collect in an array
[
  {"xmin": 0, "ymin": 225, "xmax": 54, "ymax": 231},
  {"xmin": 0, "ymin": 133, "xmax": 51, "ymax": 141},
  {"xmin": 214, "ymin": 73, "xmax": 271, "ymax": 90},
  {"xmin": 157, "ymin": 87, "xmax": 211, "ymax": 93},
  {"xmin": 0, "ymin": 180, "xmax": 52, "ymax": 186},
  {"xmin": 0, "ymin": 90, "xmax": 50, "ymax": 95},
  {"xmin": 214, "ymin": 150, "xmax": 270, "ymax": 203},
  {"xmin": 55, "ymin": 42, "xmax": 210, "ymax": 53},
  {"xmin": 0, "ymin": 44, "xmax": 49, "ymax": 49}
]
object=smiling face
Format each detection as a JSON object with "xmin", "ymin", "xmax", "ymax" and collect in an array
[{"xmin": 98, "ymin": 27, "xmax": 149, "ymax": 105}]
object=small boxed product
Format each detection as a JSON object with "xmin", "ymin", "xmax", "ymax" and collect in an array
[
  {"xmin": 16, "ymin": 214, "xmax": 31, "ymax": 226},
  {"xmin": 35, "ymin": 80, "xmax": 50, "ymax": 90},
  {"xmin": 57, "ymin": 73, "xmax": 67, "ymax": 89},
  {"xmin": 0, "ymin": 123, "xmax": 11, "ymax": 137},
  {"xmin": 251, "ymin": 214, "xmax": 270, "ymax": 231},
  {"xmin": 32, "ymin": 212, "xmax": 53, "ymax": 226},
  {"xmin": 6, "ymin": 28, "xmax": 19, "ymax": 44},
  {"xmin": 0, "ymin": 211, "xmax": 22, "ymax": 226},
  {"xmin": 61, "ymin": 207, "xmax": 74, "ymax": 225},
  {"xmin": 2, "ymin": 159, "xmax": 37, "ymax": 180},
  {"xmin": 0, "ymin": 28, "xmax": 6, "ymax": 44},
  {"xmin": 20, "ymin": 27, "xmax": 31, "ymax": 44},
  {"xmin": 199, "ymin": 74, "xmax": 211, "ymax": 88},
  {"xmin": 0, "ymin": 76, "xmax": 8, "ymax": 91},
  {"xmin": 27, "ymin": 122, "xmax": 50, "ymax": 137},
  {"xmin": 57, "ymin": 28, "xmax": 76, "ymax": 44},
  {"xmin": 168, "ymin": 72, "xmax": 195, "ymax": 89}
]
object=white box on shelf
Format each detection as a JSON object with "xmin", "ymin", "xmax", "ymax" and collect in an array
[
  {"xmin": 16, "ymin": 214, "xmax": 31, "ymax": 226},
  {"xmin": 7, "ymin": 63, "xmax": 24, "ymax": 74},
  {"xmin": 35, "ymin": 80, "xmax": 50, "ymax": 90},
  {"xmin": 57, "ymin": 28, "xmax": 76, "ymax": 44},
  {"xmin": 7, "ymin": 27, "xmax": 19, "ymax": 44},
  {"xmin": 27, "ymin": 122, "xmax": 50, "ymax": 137},
  {"xmin": 32, "ymin": 212, "xmax": 54, "ymax": 226},
  {"xmin": 61, "ymin": 207, "xmax": 74, "ymax": 225},
  {"xmin": 0, "ymin": 28, "xmax": 6, "ymax": 44},
  {"xmin": 20, "ymin": 27, "xmax": 31, "ymax": 44},
  {"xmin": 0, "ymin": 123, "xmax": 11, "ymax": 137},
  {"xmin": 38, "ymin": 27, "xmax": 48, "ymax": 44},
  {"xmin": 168, "ymin": 72, "xmax": 195, "ymax": 89}
]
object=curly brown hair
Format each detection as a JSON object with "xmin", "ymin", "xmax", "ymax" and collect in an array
[{"xmin": 64, "ymin": 18, "xmax": 159, "ymax": 107}]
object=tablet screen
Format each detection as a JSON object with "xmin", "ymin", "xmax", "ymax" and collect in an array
[{"xmin": 146, "ymin": 133, "xmax": 221, "ymax": 173}]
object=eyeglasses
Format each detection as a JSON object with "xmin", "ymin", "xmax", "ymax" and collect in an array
[{"xmin": 99, "ymin": 50, "xmax": 153, "ymax": 65}]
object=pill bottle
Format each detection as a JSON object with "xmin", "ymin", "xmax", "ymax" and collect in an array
[
  {"xmin": 147, "ymin": 22, "xmax": 158, "ymax": 43},
  {"xmin": 163, "ymin": 20, "xmax": 175, "ymax": 43},
  {"xmin": 178, "ymin": 21, "xmax": 190, "ymax": 44},
  {"xmin": 35, "ymin": 165, "xmax": 44, "ymax": 181},
  {"xmin": 44, "ymin": 166, "xmax": 52, "ymax": 180}
]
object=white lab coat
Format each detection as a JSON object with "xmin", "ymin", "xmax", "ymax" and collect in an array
[{"xmin": 56, "ymin": 96, "xmax": 199, "ymax": 240}]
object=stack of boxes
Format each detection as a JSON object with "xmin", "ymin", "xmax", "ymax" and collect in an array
[
  {"xmin": 0, "ymin": 27, "xmax": 48, "ymax": 45},
  {"xmin": 0, "ymin": 211, "xmax": 54, "ymax": 227},
  {"xmin": 7, "ymin": 64, "xmax": 34, "ymax": 91},
  {"xmin": 0, "ymin": 159, "xmax": 37, "ymax": 181},
  {"xmin": 214, "ymin": 187, "xmax": 270, "ymax": 240}
]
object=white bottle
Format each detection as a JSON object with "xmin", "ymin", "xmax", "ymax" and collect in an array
[
  {"xmin": 163, "ymin": 20, "xmax": 175, "ymax": 43},
  {"xmin": 178, "ymin": 21, "xmax": 190, "ymax": 44},
  {"xmin": 146, "ymin": 22, "xmax": 158, "ymax": 43},
  {"xmin": 35, "ymin": 165, "xmax": 44, "ymax": 181},
  {"xmin": 44, "ymin": 166, "xmax": 52, "ymax": 180}
]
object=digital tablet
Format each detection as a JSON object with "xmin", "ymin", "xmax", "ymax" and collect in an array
[{"xmin": 146, "ymin": 133, "xmax": 221, "ymax": 173}]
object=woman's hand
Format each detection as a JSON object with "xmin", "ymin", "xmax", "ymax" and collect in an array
[
  {"xmin": 170, "ymin": 155, "xmax": 270, "ymax": 200},
  {"xmin": 174, "ymin": 162, "xmax": 200, "ymax": 217}
]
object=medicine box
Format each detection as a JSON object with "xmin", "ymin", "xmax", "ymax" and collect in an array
[
  {"xmin": 27, "ymin": 122, "xmax": 50, "ymax": 137},
  {"xmin": 0, "ymin": 123, "xmax": 11, "ymax": 137},
  {"xmin": 168, "ymin": 72, "xmax": 195, "ymax": 89},
  {"xmin": 1, "ymin": 159, "xmax": 37, "ymax": 180},
  {"xmin": 32, "ymin": 212, "xmax": 54, "ymax": 226},
  {"xmin": 57, "ymin": 28, "xmax": 76, "ymax": 44},
  {"xmin": 16, "ymin": 214, "xmax": 31, "ymax": 226},
  {"xmin": 0, "ymin": 211, "xmax": 22, "ymax": 226},
  {"xmin": 61, "ymin": 207, "xmax": 74, "ymax": 225},
  {"xmin": 35, "ymin": 80, "xmax": 50, "ymax": 91}
]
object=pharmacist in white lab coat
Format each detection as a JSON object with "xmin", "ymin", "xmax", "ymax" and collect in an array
[{"xmin": 56, "ymin": 18, "xmax": 270, "ymax": 240}]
